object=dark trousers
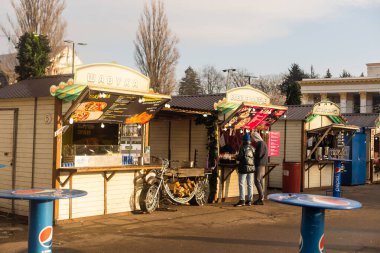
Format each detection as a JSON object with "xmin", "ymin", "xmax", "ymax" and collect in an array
[{"xmin": 254, "ymin": 165, "xmax": 265, "ymax": 200}]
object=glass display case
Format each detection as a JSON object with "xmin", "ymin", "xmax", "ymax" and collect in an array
[{"xmin": 62, "ymin": 145, "xmax": 123, "ymax": 167}]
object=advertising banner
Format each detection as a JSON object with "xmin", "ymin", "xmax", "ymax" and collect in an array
[
  {"xmin": 69, "ymin": 89, "xmax": 169, "ymax": 124},
  {"xmin": 268, "ymin": 131, "xmax": 281, "ymax": 156}
]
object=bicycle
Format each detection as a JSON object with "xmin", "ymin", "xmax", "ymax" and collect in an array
[{"xmin": 139, "ymin": 157, "xmax": 210, "ymax": 213}]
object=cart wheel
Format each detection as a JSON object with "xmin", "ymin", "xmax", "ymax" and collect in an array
[
  {"xmin": 190, "ymin": 178, "xmax": 210, "ymax": 206},
  {"xmin": 139, "ymin": 183, "xmax": 160, "ymax": 213}
]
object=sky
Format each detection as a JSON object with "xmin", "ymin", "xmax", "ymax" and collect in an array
[{"xmin": 1, "ymin": 0, "xmax": 380, "ymax": 79}]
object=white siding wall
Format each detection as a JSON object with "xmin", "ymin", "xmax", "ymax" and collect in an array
[
  {"xmin": 268, "ymin": 121, "xmax": 285, "ymax": 188},
  {"xmin": 217, "ymin": 170, "xmax": 259, "ymax": 199},
  {"xmin": 170, "ymin": 120, "xmax": 190, "ymax": 163},
  {"xmin": 268, "ymin": 120, "xmax": 303, "ymax": 188},
  {"xmin": 0, "ymin": 97, "xmax": 55, "ymax": 216},
  {"xmin": 149, "ymin": 120, "xmax": 169, "ymax": 159},
  {"xmin": 190, "ymin": 121, "xmax": 208, "ymax": 168},
  {"xmin": 0, "ymin": 110, "xmax": 15, "ymax": 214},
  {"xmin": 150, "ymin": 119, "xmax": 208, "ymax": 168},
  {"xmin": 57, "ymin": 171, "xmax": 143, "ymax": 220},
  {"xmin": 107, "ymin": 171, "xmax": 136, "ymax": 214},
  {"xmin": 304, "ymin": 164, "xmax": 333, "ymax": 188}
]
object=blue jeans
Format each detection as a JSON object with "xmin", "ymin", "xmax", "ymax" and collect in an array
[{"xmin": 238, "ymin": 173, "xmax": 254, "ymax": 201}]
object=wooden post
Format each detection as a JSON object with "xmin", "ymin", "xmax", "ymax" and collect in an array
[{"xmin": 53, "ymin": 97, "xmax": 63, "ymax": 222}]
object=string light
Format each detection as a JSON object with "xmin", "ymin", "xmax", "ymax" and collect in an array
[
  {"xmin": 69, "ymin": 118, "xmax": 74, "ymax": 124},
  {"xmin": 101, "ymin": 123, "xmax": 105, "ymax": 128}
]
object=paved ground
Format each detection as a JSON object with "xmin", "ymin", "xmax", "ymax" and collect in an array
[{"xmin": 0, "ymin": 184, "xmax": 379, "ymax": 253}]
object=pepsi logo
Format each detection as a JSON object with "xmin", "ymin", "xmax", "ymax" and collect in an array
[
  {"xmin": 311, "ymin": 196, "xmax": 350, "ymax": 206},
  {"xmin": 319, "ymin": 234, "xmax": 325, "ymax": 252},
  {"xmin": 39, "ymin": 226, "xmax": 53, "ymax": 248}
]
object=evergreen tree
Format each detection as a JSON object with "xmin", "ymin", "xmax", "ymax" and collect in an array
[
  {"xmin": 339, "ymin": 70, "xmax": 352, "ymax": 78},
  {"xmin": 309, "ymin": 65, "xmax": 318, "ymax": 79},
  {"xmin": 15, "ymin": 32, "xmax": 51, "ymax": 81},
  {"xmin": 178, "ymin": 67, "xmax": 203, "ymax": 95},
  {"xmin": 280, "ymin": 63, "xmax": 307, "ymax": 105},
  {"xmin": 324, "ymin": 68, "xmax": 332, "ymax": 78},
  {"xmin": 360, "ymin": 72, "xmax": 364, "ymax": 77}
]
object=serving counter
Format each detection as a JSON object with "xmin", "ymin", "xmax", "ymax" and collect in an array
[
  {"xmin": 55, "ymin": 165, "xmax": 161, "ymax": 222},
  {"xmin": 217, "ymin": 163, "xmax": 279, "ymax": 201}
]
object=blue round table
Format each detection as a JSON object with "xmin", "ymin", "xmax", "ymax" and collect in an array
[
  {"xmin": 0, "ymin": 188, "xmax": 87, "ymax": 253},
  {"xmin": 268, "ymin": 193, "xmax": 361, "ymax": 253}
]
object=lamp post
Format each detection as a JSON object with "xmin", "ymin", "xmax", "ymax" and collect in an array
[
  {"xmin": 244, "ymin": 75, "xmax": 257, "ymax": 85},
  {"xmin": 222, "ymin": 68, "xmax": 236, "ymax": 91},
  {"xmin": 64, "ymin": 40, "xmax": 87, "ymax": 74}
]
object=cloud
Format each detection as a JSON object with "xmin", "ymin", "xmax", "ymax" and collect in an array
[{"xmin": 163, "ymin": 0, "xmax": 380, "ymax": 45}]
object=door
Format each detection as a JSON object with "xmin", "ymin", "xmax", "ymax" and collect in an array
[{"xmin": 0, "ymin": 109, "xmax": 18, "ymax": 214}]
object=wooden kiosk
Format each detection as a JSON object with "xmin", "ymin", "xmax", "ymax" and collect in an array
[
  {"xmin": 302, "ymin": 101, "xmax": 360, "ymax": 190},
  {"xmin": 214, "ymin": 86, "xmax": 287, "ymax": 201},
  {"xmin": 51, "ymin": 64, "xmax": 171, "ymax": 221}
]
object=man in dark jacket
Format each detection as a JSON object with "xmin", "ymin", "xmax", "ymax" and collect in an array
[
  {"xmin": 235, "ymin": 133, "xmax": 255, "ymax": 207},
  {"xmin": 251, "ymin": 131, "xmax": 268, "ymax": 205}
]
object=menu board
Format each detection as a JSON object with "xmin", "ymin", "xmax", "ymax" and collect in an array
[
  {"xmin": 70, "ymin": 90, "xmax": 169, "ymax": 124},
  {"xmin": 268, "ymin": 131, "xmax": 281, "ymax": 157},
  {"xmin": 222, "ymin": 105, "xmax": 286, "ymax": 130}
]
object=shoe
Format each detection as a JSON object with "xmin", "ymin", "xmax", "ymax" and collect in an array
[
  {"xmin": 234, "ymin": 200, "xmax": 245, "ymax": 207},
  {"xmin": 253, "ymin": 199, "xmax": 264, "ymax": 205},
  {"xmin": 245, "ymin": 201, "xmax": 252, "ymax": 206}
]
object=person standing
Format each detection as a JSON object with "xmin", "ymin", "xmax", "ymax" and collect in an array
[
  {"xmin": 234, "ymin": 133, "xmax": 255, "ymax": 207},
  {"xmin": 251, "ymin": 131, "xmax": 268, "ymax": 205}
]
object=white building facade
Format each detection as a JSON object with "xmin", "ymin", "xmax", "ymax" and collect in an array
[{"xmin": 300, "ymin": 63, "xmax": 380, "ymax": 113}]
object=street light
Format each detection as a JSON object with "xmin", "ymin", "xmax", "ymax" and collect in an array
[
  {"xmin": 244, "ymin": 75, "xmax": 257, "ymax": 85},
  {"xmin": 64, "ymin": 40, "xmax": 87, "ymax": 74},
  {"xmin": 222, "ymin": 68, "xmax": 236, "ymax": 90}
]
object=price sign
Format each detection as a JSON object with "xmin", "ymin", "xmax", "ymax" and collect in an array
[{"xmin": 268, "ymin": 131, "xmax": 281, "ymax": 157}]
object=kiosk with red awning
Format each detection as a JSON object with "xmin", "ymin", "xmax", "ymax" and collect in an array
[{"xmin": 214, "ymin": 86, "xmax": 287, "ymax": 202}]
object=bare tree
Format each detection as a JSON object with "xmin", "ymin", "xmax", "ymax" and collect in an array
[
  {"xmin": 200, "ymin": 65, "xmax": 225, "ymax": 94},
  {"xmin": 134, "ymin": 0, "xmax": 179, "ymax": 94},
  {"xmin": 0, "ymin": 53, "xmax": 18, "ymax": 84},
  {"xmin": 230, "ymin": 69, "xmax": 253, "ymax": 88},
  {"xmin": 254, "ymin": 74, "xmax": 286, "ymax": 105},
  {"xmin": 0, "ymin": 0, "xmax": 67, "ymax": 77}
]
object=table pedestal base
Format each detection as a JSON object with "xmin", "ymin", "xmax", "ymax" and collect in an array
[
  {"xmin": 29, "ymin": 200, "xmax": 53, "ymax": 253},
  {"xmin": 300, "ymin": 207, "xmax": 325, "ymax": 253}
]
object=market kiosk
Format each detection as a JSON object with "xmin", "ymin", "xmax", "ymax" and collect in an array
[
  {"xmin": 303, "ymin": 101, "xmax": 360, "ymax": 190},
  {"xmin": 370, "ymin": 117, "xmax": 380, "ymax": 183},
  {"xmin": 50, "ymin": 64, "xmax": 170, "ymax": 221},
  {"xmin": 214, "ymin": 86, "xmax": 287, "ymax": 201}
]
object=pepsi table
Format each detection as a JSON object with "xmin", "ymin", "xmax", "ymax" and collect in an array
[
  {"xmin": 331, "ymin": 160, "xmax": 350, "ymax": 197},
  {"xmin": 0, "ymin": 189, "xmax": 87, "ymax": 253},
  {"xmin": 268, "ymin": 193, "xmax": 361, "ymax": 253}
]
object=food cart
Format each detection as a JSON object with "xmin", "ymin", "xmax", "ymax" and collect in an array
[
  {"xmin": 50, "ymin": 63, "xmax": 174, "ymax": 221},
  {"xmin": 214, "ymin": 86, "xmax": 287, "ymax": 201},
  {"xmin": 303, "ymin": 101, "xmax": 361, "ymax": 191}
]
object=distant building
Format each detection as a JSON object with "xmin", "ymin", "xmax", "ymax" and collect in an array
[
  {"xmin": 300, "ymin": 63, "xmax": 380, "ymax": 113},
  {"xmin": 0, "ymin": 46, "xmax": 83, "ymax": 84}
]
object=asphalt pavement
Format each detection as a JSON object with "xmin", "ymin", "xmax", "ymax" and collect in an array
[{"xmin": 0, "ymin": 184, "xmax": 379, "ymax": 253}]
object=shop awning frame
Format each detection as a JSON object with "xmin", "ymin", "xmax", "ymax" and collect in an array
[
  {"xmin": 219, "ymin": 102, "xmax": 288, "ymax": 130},
  {"xmin": 62, "ymin": 86, "xmax": 171, "ymax": 124}
]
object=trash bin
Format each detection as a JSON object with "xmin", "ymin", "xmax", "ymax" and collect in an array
[{"xmin": 282, "ymin": 162, "xmax": 301, "ymax": 193}]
